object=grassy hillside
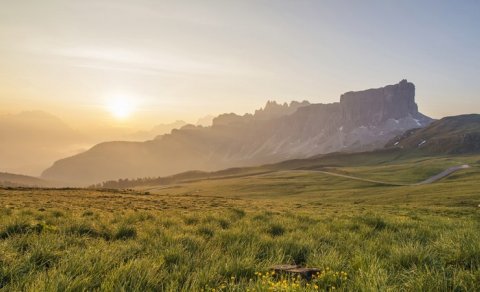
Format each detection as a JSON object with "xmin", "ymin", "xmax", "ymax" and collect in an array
[
  {"xmin": 1, "ymin": 154, "xmax": 480, "ymax": 291},
  {"xmin": 386, "ymin": 114, "xmax": 480, "ymax": 154},
  {"xmin": 97, "ymin": 148, "xmax": 424, "ymax": 188},
  {"xmin": 315, "ymin": 154, "xmax": 480, "ymax": 185},
  {"xmin": 139, "ymin": 154, "xmax": 480, "ymax": 205},
  {"xmin": 102, "ymin": 148, "xmax": 478, "ymax": 189}
]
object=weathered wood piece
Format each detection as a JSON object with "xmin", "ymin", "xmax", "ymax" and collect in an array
[
  {"xmin": 270, "ymin": 265, "xmax": 321, "ymax": 280},
  {"xmin": 271, "ymin": 264, "xmax": 300, "ymax": 272}
]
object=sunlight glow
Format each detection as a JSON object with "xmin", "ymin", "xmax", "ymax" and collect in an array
[{"xmin": 105, "ymin": 95, "xmax": 136, "ymax": 119}]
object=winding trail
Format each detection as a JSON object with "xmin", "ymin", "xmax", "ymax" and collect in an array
[
  {"xmin": 141, "ymin": 165, "xmax": 471, "ymax": 193},
  {"xmin": 309, "ymin": 164, "xmax": 471, "ymax": 187},
  {"xmin": 415, "ymin": 164, "xmax": 471, "ymax": 185}
]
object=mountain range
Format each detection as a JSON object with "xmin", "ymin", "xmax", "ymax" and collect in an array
[{"xmin": 42, "ymin": 80, "xmax": 434, "ymax": 185}]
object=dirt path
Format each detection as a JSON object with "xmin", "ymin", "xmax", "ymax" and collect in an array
[
  {"xmin": 311, "ymin": 170, "xmax": 407, "ymax": 186},
  {"xmin": 310, "ymin": 164, "xmax": 471, "ymax": 186},
  {"xmin": 415, "ymin": 164, "xmax": 471, "ymax": 185}
]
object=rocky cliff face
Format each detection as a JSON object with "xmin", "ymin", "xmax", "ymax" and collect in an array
[
  {"xmin": 42, "ymin": 80, "xmax": 433, "ymax": 185},
  {"xmin": 340, "ymin": 79, "xmax": 418, "ymax": 128}
]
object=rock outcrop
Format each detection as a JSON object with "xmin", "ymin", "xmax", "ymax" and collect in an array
[
  {"xmin": 340, "ymin": 79, "xmax": 419, "ymax": 129},
  {"xmin": 42, "ymin": 80, "xmax": 433, "ymax": 185}
]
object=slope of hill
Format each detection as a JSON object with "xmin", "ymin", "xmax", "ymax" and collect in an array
[
  {"xmin": 386, "ymin": 114, "xmax": 480, "ymax": 154},
  {"xmin": 125, "ymin": 120, "xmax": 187, "ymax": 141},
  {"xmin": 98, "ymin": 147, "xmax": 476, "ymax": 189},
  {"xmin": 0, "ymin": 172, "xmax": 55, "ymax": 188},
  {"xmin": 42, "ymin": 80, "xmax": 433, "ymax": 185}
]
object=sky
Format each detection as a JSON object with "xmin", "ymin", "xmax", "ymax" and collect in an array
[{"xmin": 0, "ymin": 0, "xmax": 479, "ymax": 129}]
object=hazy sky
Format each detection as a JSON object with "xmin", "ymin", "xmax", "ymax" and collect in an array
[{"xmin": 0, "ymin": 0, "xmax": 479, "ymax": 128}]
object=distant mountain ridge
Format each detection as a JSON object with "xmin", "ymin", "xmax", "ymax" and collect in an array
[
  {"xmin": 0, "ymin": 111, "xmax": 86, "ymax": 176},
  {"xmin": 0, "ymin": 172, "xmax": 55, "ymax": 188},
  {"xmin": 42, "ymin": 80, "xmax": 433, "ymax": 185}
]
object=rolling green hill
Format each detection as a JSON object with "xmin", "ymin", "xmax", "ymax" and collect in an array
[
  {"xmin": 100, "ymin": 149, "xmax": 475, "ymax": 189},
  {"xmin": 135, "ymin": 154, "xmax": 480, "ymax": 206}
]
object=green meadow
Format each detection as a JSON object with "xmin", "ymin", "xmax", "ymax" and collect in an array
[{"xmin": 1, "ymin": 154, "xmax": 480, "ymax": 291}]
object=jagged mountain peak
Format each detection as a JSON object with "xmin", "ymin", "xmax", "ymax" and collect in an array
[
  {"xmin": 254, "ymin": 100, "xmax": 310, "ymax": 120},
  {"xmin": 210, "ymin": 100, "xmax": 310, "ymax": 127}
]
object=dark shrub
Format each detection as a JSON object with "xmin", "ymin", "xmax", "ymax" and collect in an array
[
  {"xmin": 67, "ymin": 223, "xmax": 111, "ymax": 240},
  {"xmin": 82, "ymin": 210, "xmax": 94, "ymax": 217},
  {"xmin": 267, "ymin": 224, "xmax": 285, "ymax": 237},
  {"xmin": 0, "ymin": 223, "xmax": 31, "ymax": 239},
  {"xmin": 114, "ymin": 226, "xmax": 137, "ymax": 240},
  {"xmin": 29, "ymin": 249, "xmax": 59, "ymax": 269},
  {"xmin": 197, "ymin": 226, "xmax": 214, "ymax": 239},
  {"xmin": 218, "ymin": 219, "xmax": 230, "ymax": 229}
]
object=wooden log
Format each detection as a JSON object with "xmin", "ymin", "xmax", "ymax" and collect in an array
[
  {"xmin": 270, "ymin": 265, "xmax": 321, "ymax": 280},
  {"xmin": 271, "ymin": 264, "xmax": 300, "ymax": 272}
]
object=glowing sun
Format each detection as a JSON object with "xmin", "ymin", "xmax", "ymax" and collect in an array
[{"xmin": 105, "ymin": 95, "xmax": 136, "ymax": 119}]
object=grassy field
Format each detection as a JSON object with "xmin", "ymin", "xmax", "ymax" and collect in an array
[{"xmin": 1, "ymin": 155, "xmax": 480, "ymax": 291}]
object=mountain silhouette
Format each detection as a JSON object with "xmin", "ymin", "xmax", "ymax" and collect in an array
[{"xmin": 42, "ymin": 80, "xmax": 433, "ymax": 185}]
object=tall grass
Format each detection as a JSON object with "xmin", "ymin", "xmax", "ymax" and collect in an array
[{"xmin": 1, "ymin": 189, "xmax": 480, "ymax": 291}]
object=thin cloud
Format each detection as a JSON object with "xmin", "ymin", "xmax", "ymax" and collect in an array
[{"xmin": 28, "ymin": 45, "xmax": 256, "ymax": 76}]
